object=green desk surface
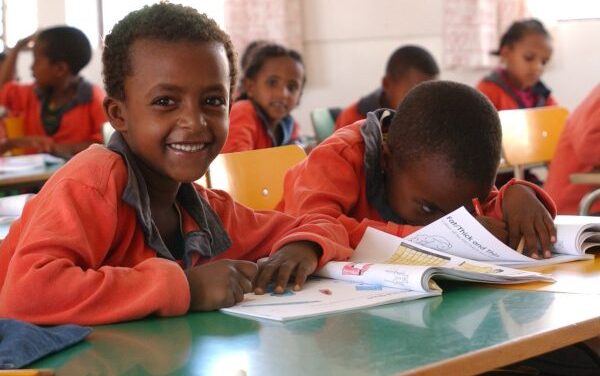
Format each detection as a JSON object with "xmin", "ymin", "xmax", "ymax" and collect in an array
[{"xmin": 31, "ymin": 285, "xmax": 600, "ymax": 375}]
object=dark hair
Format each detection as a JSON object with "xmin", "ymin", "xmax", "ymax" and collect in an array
[
  {"xmin": 240, "ymin": 40, "xmax": 270, "ymax": 72},
  {"xmin": 37, "ymin": 26, "xmax": 91, "ymax": 75},
  {"xmin": 385, "ymin": 45, "xmax": 439, "ymax": 80},
  {"xmin": 492, "ymin": 18, "xmax": 550, "ymax": 55},
  {"xmin": 387, "ymin": 81, "xmax": 501, "ymax": 185},
  {"xmin": 103, "ymin": 3, "xmax": 237, "ymax": 100}
]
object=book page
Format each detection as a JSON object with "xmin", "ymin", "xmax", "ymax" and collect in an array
[
  {"xmin": 221, "ymin": 277, "xmax": 438, "ymax": 321},
  {"xmin": 350, "ymin": 227, "xmax": 552, "ymax": 282},
  {"xmin": 554, "ymin": 215, "xmax": 600, "ymax": 255},
  {"xmin": 406, "ymin": 207, "xmax": 533, "ymax": 263}
]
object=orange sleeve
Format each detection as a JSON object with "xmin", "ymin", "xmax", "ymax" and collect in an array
[
  {"xmin": 0, "ymin": 177, "xmax": 190, "ymax": 325},
  {"xmin": 482, "ymin": 178, "xmax": 557, "ymax": 219},
  {"xmin": 278, "ymin": 136, "xmax": 418, "ymax": 248},
  {"xmin": 0, "ymin": 81, "xmax": 26, "ymax": 112},
  {"xmin": 222, "ymin": 101, "xmax": 258, "ymax": 153},
  {"xmin": 335, "ymin": 103, "xmax": 362, "ymax": 131},
  {"xmin": 476, "ymin": 80, "xmax": 503, "ymax": 110},
  {"xmin": 204, "ymin": 188, "xmax": 353, "ymax": 267},
  {"xmin": 569, "ymin": 91, "xmax": 600, "ymax": 165}
]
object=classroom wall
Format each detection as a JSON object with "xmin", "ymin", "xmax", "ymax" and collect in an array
[{"xmin": 14, "ymin": 0, "xmax": 600, "ymax": 137}]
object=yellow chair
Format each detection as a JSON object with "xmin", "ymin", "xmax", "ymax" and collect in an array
[
  {"xmin": 499, "ymin": 106, "xmax": 569, "ymax": 180},
  {"xmin": 204, "ymin": 145, "xmax": 307, "ymax": 210}
]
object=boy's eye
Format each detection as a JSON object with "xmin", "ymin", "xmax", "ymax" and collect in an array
[
  {"xmin": 152, "ymin": 97, "xmax": 175, "ymax": 107},
  {"xmin": 287, "ymin": 82, "xmax": 299, "ymax": 93},
  {"xmin": 421, "ymin": 204, "xmax": 434, "ymax": 214},
  {"xmin": 205, "ymin": 96, "xmax": 226, "ymax": 107}
]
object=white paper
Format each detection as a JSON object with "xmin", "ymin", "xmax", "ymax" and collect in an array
[
  {"xmin": 0, "ymin": 154, "xmax": 64, "ymax": 173},
  {"xmin": 222, "ymin": 277, "xmax": 438, "ymax": 321}
]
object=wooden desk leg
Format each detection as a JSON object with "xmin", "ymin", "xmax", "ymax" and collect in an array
[{"xmin": 579, "ymin": 188, "xmax": 600, "ymax": 215}]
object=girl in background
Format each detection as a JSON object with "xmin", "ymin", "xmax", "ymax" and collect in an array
[
  {"xmin": 222, "ymin": 43, "xmax": 305, "ymax": 153},
  {"xmin": 477, "ymin": 18, "xmax": 557, "ymax": 110}
]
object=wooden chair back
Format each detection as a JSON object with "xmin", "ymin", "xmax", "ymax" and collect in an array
[
  {"xmin": 205, "ymin": 145, "xmax": 307, "ymax": 210},
  {"xmin": 499, "ymin": 106, "xmax": 569, "ymax": 179}
]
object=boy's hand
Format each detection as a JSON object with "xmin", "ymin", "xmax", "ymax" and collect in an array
[
  {"xmin": 476, "ymin": 216, "xmax": 508, "ymax": 244},
  {"xmin": 186, "ymin": 259, "xmax": 257, "ymax": 311},
  {"xmin": 502, "ymin": 184, "xmax": 556, "ymax": 259},
  {"xmin": 14, "ymin": 32, "xmax": 37, "ymax": 50},
  {"xmin": 254, "ymin": 241, "xmax": 322, "ymax": 295}
]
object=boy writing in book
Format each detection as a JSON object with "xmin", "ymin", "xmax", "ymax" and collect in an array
[
  {"xmin": 279, "ymin": 81, "xmax": 557, "ymax": 259},
  {"xmin": 0, "ymin": 26, "xmax": 105, "ymax": 157},
  {"xmin": 0, "ymin": 3, "xmax": 352, "ymax": 325}
]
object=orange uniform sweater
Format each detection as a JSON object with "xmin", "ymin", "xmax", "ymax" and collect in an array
[
  {"xmin": 0, "ymin": 144, "xmax": 352, "ymax": 325},
  {"xmin": 0, "ymin": 81, "xmax": 105, "ymax": 144},
  {"xmin": 278, "ymin": 119, "xmax": 557, "ymax": 247},
  {"xmin": 545, "ymin": 84, "xmax": 600, "ymax": 214}
]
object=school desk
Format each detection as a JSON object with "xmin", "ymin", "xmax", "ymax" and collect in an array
[
  {"xmin": 0, "ymin": 164, "xmax": 61, "ymax": 189},
  {"xmin": 570, "ymin": 172, "xmax": 600, "ymax": 215},
  {"xmin": 30, "ymin": 285, "xmax": 600, "ymax": 376}
]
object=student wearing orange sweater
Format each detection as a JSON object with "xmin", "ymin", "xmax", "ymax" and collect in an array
[
  {"xmin": 335, "ymin": 45, "xmax": 439, "ymax": 130},
  {"xmin": 545, "ymin": 84, "xmax": 600, "ymax": 214},
  {"xmin": 0, "ymin": 26, "xmax": 105, "ymax": 157},
  {"xmin": 279, "ymin": 81, "xmax": 557, "ymax": 258},
  {"xmin": 0, "ymin": 4, "xmax": 352, "ymax": 325},
  {"xmin": 477, "ymin": 19, "xmax": 557, "ymax": 111},
  {"xmin": 222, "ymin": 43, "xmax": 304, "ymax": 153}
]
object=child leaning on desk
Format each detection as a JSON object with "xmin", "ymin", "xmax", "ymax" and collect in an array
[
  {"xmin": 0, "ymin": 26, "xmax": 105, "ymax": 158},
  {"xmin": 0, "ymin": 3, "xmax": 353, "ymax": 326},
  {"xmin": 278, "ymin": 81, "xmax": 558, "ymax": 259}
]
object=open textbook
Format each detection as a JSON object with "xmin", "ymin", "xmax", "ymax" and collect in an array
[
  {"xmin": 222, "ymin": 228, "xmax": 552, "ymax": 321},
  {"xmin": 406, "ymin": 207, "xmax": 600, "ymax": 267}
]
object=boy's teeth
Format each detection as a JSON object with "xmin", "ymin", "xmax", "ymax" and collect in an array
[{"xmin": 170, "ymin": 143, "xmax": 206, "ymax": 152}]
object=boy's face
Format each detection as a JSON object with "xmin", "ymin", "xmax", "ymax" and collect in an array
[
  {"xmin": 245, "ymin": 56, "xmax": 304, "ymax": 125},
  {"xmin": 31, "ymin": 41, "xmax": 63, "ymax": 89},
  {"xmin": 105, "ymin": 39, "xmax": 230, "ymax": 184},
  {"xmin": 383, "ymin": 152, "xmax": 492, "ymax": 226},
  {"xmin": 383, "ymin": 69, "xmax": 436, "ymax": 110},
  {"xmin": 500, "ymin": 33, "xmax": 552, "ymax": 90}
]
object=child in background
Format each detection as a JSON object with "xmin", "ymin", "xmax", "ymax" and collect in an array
[
  {"xmin": 279, "ymin": 81, "xmax": 557, "ymax": 258},
  {"xmin": 222, "ymin": 43, "xmax": 305, "ymax": 153},
  {"xmin": 545, "ymin": 84, "xmax": 600, "ymax": 214},
  {"xmin": 335, "ymin": 45, "xmax": 439, "ymax": 130},
  {"xmin": 234, "ymin": 39, "xmax": 269, "ymax": 100},
  {"xmin": 0, "ymin": 3, "xmax": 352, "ymax": 325},
  {"xmin": 0, "ymin": 26, "xmax": 105, "ymax": 158},
  {"xmin": 477, "ymin": 19, "xmax": 557, "ymax": 110}
]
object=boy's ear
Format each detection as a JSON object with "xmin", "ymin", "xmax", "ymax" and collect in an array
[
  {"xmin": 103, "ymin": 97, "xmax": 127, "ymax": 134},
  {"xmin": 53, "ymin": 61, "xmax": 71, "ymax": 78}
]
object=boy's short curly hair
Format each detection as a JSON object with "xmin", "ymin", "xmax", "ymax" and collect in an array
[
  {"xmin": 387, "ymin": 81, "xmax": 501, "ymax": 185},
  {"xmin": 103, "ymin": 3, "xmax": 237, "ymax": 100},
  {"xmin": 385, "ymin": 45, "xmax": 439, "ymax": 80},
  {"xmin": 37, "ymin": 26, "xmax": 91, "ymax": 75}
]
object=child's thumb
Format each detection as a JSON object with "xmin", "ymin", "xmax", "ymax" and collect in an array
[{"xmin": 234, "ymin": 260, "xmax": 258, "ymax": 279}]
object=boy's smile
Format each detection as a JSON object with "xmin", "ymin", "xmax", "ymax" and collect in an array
[{"xmin": 105, "ymin": 39, "xmax": 230, "ymax": 186}]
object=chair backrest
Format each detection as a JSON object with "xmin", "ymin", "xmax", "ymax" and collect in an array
[
  {"xmin": 311, "ymin": 107, "xmax": 341, "ymax": 143},
  {"xmin": 499, "ymin": 106, "xmax": 569, "ymax": 179},
  {"xmin": 205, "ymin": 145, "xmax": 307, "ymax": 210}
]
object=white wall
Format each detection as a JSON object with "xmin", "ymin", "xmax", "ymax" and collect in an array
[
  {"xmin": 14, "ymin": 0, "xmax": 600, "ymax": 136},
  {"xmin": 295, "ymin": 0, "xmax": 600, "ymax": 134}
]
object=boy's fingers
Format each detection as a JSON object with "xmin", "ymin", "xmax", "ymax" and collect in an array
[
  {"xmin": 523, "ymin": 224, "xmax": 540, "ymax": 257},
  {"xmin": 293, "ymin": 263, "xmax": 313, "ymax": 291},
  {"xmin": 534, "ymin": 219, "xmax": 552, "ymax": 257},
  {"xmin": 507, "ymin": 223, "xmax": 521, "ymax": 250},
  {"xmin": 253, "ymin": 263, "xmax": 276, "ymax": 294},
  {"xmin": 238, "ymin": 274, "xmax": 253, "ymax": 294},
  {"xmin": 543, "ymin": 215, "xmax": 557, "ymax": 242},
  {"xmin": 274, "ymin": 262, "xmax": 295, "ymax": 293},
  {"xmin": 234, "ymin": 260, "xmax": 258, "ymax": 280},
  {"xmin": 230, "ymin": 280, "xmax": 244, "ymax": 306}
]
